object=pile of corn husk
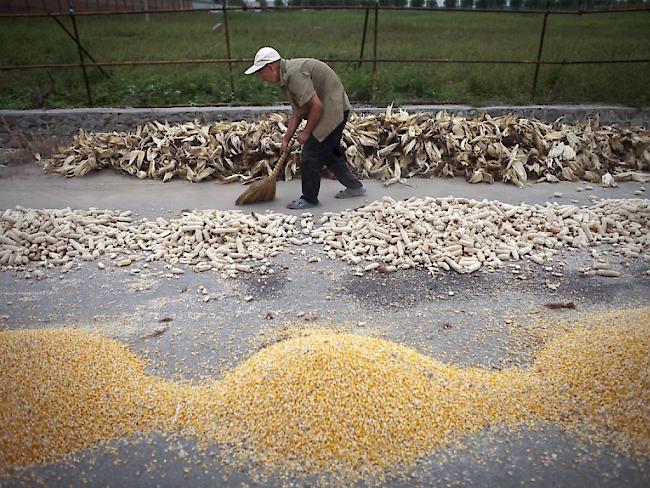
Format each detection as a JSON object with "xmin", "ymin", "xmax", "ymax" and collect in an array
[{"xmin": 44, "ymin": 108, "xmax": 650, "ymax": 187}]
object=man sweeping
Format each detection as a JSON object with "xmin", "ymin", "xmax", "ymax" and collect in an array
[{"xmin": 244, "ymin": 47, "xmax": 366, "ymax": 210}]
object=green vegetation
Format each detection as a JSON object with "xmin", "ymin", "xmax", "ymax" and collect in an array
[{"xmin": 0, "ymin": 9, "xmax": 648, "ymax": 108}]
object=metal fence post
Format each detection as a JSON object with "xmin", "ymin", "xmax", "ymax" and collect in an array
[
  {"xmin": 372, "ymin": 1, "xmax": 378, "ymax": 101},
  {"xmin": 49, "ymin": 13, "xmax": 110, "ymax": 78},
  {"xmin": 531, "ymin": 1, "xmax": 550, "ymax": 103},
  {"xmin": 68, "ymin": 1, "xmax": 93, "ymax": 106},
  {"xmin": 222, "ymin": 1, "xmax": 235, "ymax": 97},
  {"xmin": 358, "ymin": 4, "xmax": 370, "ymax": 69}
]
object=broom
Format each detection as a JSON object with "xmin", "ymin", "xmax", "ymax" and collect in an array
[{"xmin": 235, "ymin": 149, "xmax": 291, "ymax": 205}]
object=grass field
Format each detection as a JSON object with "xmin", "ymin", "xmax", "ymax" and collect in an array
[{"xmin": 1, "ymin": 9, "xmax": 649, "ymax": 108}]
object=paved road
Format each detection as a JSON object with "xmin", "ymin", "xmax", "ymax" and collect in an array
[{"xmin": 0, "ymin": 161, "xmax": 648, "ymax": 487}]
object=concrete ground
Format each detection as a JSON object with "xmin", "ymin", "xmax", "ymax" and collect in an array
[{"xmin": 0, "ymin": 159, "xmax": 649, "ymax": 487}]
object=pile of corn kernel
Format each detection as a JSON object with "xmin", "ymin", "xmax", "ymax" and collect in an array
[
  {"xmin": 0, "ymin": 308, "xmax": 648, "ymax": 481},
  {"xmin": 0, "ymin": 330, "xmax": 182, "ymax": 470},
  {"xmin": 187, "ymin": 331, "xmax": 530, "ymax": 476},
  {"xmin": 531, "ymin": 309, "xmax": 650, "ymax": 451}
]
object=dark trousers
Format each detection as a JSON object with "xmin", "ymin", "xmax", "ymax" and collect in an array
[{"xmin": 300, "ymin": 111, "xmax": 362, "ymax": 204}]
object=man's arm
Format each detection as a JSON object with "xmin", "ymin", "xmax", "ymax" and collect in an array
[
  {"xmin": 297, "ymin": 94, "xmax": 323, "ymax": 145},
  {"xmin": 281, "ymin": 113, "xmax": 302, "ymax": 153}
]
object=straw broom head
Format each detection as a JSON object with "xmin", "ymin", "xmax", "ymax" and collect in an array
[{"xmin": 235, "ymin": 151, "xmax": 291, "ymax": 205}]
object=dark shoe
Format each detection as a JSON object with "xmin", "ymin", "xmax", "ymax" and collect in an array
[
  {"xmin": 287, "ymin": 197, "xmax": 319, "ymax": 210},
  {"xmin": 335, "ymin": 186, "xmax": 367, "ymax": 199}
]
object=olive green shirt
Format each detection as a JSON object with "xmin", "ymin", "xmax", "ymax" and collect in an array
[{"xmin": 280, "ymin": 58, "xmax": 352, "ymax": 142}]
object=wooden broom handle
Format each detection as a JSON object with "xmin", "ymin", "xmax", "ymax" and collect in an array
[{"xmin": 270, "ymin": 149, "xmax": 291, "ymax": 179}]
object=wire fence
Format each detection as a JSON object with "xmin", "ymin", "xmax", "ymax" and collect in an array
[{"xmin": 1, "ymin": 1, "xmax": 649, "ymax": 106}]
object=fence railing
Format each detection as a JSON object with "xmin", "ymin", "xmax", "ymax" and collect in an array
[{"xmin": 1, "ymin": 2, "xmax": 649, "ymax": 106}]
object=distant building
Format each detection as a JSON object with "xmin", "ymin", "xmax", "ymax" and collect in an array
[
  {"xmin": 0, "ymin": 1, "xmax": 193, "ymax": 14},
  {"xmin": 198, "ymin": 1, "xmax": 261, "ymax": 8}
]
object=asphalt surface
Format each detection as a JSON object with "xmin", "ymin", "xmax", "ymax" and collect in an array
[{"xmin": 0, "ymin": 159, "xmax": 649, "ymax": 487}]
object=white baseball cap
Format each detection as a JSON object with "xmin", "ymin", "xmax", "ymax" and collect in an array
[{"xmin": 244, "ymin": 47, "xmax": 281, "ymax": 75}]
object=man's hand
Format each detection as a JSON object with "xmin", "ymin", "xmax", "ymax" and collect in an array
[
  {"xmin": 296, "ymin": 95, "xmax": 322, "ymax": 146},
  {"xmin": 282, "ymin": 114, "xmax": 302, "ymax": 152},
  {"xmin": 296, "ymin": 131, "xmax": 311, "ymax": 145}
]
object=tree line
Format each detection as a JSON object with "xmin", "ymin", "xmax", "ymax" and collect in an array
[{"xmin": 255, "ymin": 0, "xmax": 647, "ymax": 9}]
